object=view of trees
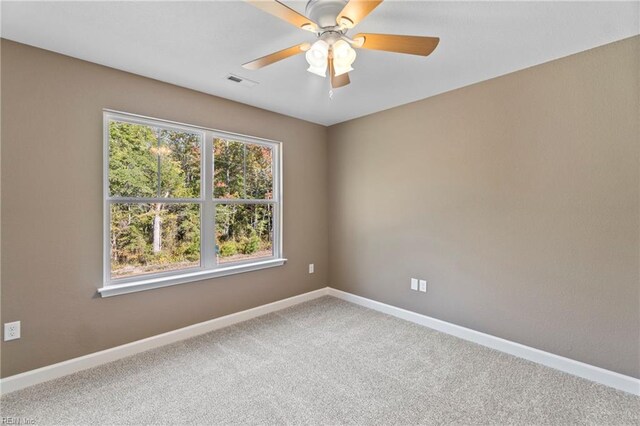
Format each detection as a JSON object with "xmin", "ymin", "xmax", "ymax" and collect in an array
[
  {"xmin": 214, "ymin": 139, "xmax": 274, "ymax": 264},
  {"xmin": 109, "ymin": 121, "xmax": 274, "ymax": 279}
]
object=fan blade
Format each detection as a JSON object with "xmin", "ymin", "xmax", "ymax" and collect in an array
[
  {"xmin": 353, "ymin": 33, "xmax": 440, "ymax": 56},
  {"xmin": 246, "ymin": 0, "xmax": 318, "ymax": 32},
  {"xmin": 336, "ymin": 0, "xmax": 383, "ymax": 28},
  {"xmin": 329, "ymin": 58, "xmax": 351, "ymax": 88},
  {"xmin": 242, "ymin": 43, "xmax": 310, "ymax": 70}
]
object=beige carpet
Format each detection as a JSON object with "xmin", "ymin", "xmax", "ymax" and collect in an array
[{"xmin": 1, "ymin": 296, "xmax": 638, "ymax": 425}]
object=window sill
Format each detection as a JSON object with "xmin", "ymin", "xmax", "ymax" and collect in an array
[{"xmin": 98, "ymin": 258, "xmax": 287, "ymax": 297}]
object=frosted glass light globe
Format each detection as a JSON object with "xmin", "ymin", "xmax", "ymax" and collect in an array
[
  {"xmin": 332, "ymin": 40, "xmax": 356, "ymax": 76},
  {"xmin": 305, "ymin": 40, "xmax": 329, "ymax": 76}
]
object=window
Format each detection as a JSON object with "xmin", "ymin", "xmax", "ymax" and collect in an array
[{"xmin": 101, "ymin": 111, "xmax": 283, "ymax": 297}]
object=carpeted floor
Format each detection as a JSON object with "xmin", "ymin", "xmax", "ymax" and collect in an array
[{"xmin": 1, "ymin": 296, "xmax": 638, "ymax": 425}]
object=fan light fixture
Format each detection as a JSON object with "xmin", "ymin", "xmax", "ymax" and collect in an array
[
  {"xmin": 331, "ymin": 40, "xmax": 356, "ymax": 76},
  {"xmin": 305, "ymin": 39, "xmax": 356, "ymax": 78},
  {"xmin": 305, "ymin": 40, "xmax": 329, "ymax": 77},
  {"xmin": 243, "ymin": 0, "xmax": 441, "ymax": 91}
]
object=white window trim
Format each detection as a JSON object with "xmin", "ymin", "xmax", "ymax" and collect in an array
[{"xmin": 99, "ymin": 110, "xmax": 285, "ymax": 297}]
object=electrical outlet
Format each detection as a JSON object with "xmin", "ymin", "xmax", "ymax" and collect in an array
[
  {"xmin": 419, "ymin": 280, "xmax": 427, "ymax": 293},
  {"xmin": 410, "ymin": 278, "xmax": 418, "ymax": 291},
  {"xmin": 308, "ymin": 264, "xmax": 315, "ymax": 274},
  {"xmin": 4, "ymin": 321, "xmax": 20, "ymax": 341}
]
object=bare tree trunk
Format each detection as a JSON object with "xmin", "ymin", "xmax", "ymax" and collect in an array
[
  {"xmin": 153, "ymin": 212, "xmax": 161, "ymax": 253},
  {"xmin": 153, "ymin": 203, "xmax": 163, "ymax": 254}
]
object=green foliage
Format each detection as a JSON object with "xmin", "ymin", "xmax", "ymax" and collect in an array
[
  {"xmin": 240, "ymin": 233, "xmax": 262, "ymax": 255},
  {"xmin": 211, "ymin": 139, "xmax": 274, "ymax": 259},
  {"xmin": 219, "ymin": 241, "xmax": 238, "ymax": 257},
  {"xmin": 109, "ymin": 123, "xmax": 158, "ymax": 198},
  {"xmin": 109, "ymin": 122, "xmax": 274, "ymax": 278},
  {"xmin": 215, "ymin": 203, "xmax": 273, "ymax": 258},
  {"xmin": 160, "ymin": 130, "xmax": 201, "ymax": 198},
  {"xmin": 214, "ymin": 139, "xmax": 245, "ymax": 199},
  {"xmin": 214, "ymin": 139, "xmax": 273, "ymax": 199},
  {"xmin": 109, "ymin": 121, "xmax": 202, "ymax": 278}
]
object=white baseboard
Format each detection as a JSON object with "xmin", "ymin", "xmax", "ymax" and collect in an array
[
  {"xmin": 0, "ymin": 287, "xmax": 329, "ymax": 395},
  {"xmin": 3, "ymin": 286, "xmax": 638, "ymax": 397},
  {"xmin": 327, "ymin": 288, "xmax": 640, "ymax": 396}
]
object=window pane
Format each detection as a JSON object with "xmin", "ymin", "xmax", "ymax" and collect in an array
[
  {"xmin": 214, "ymin": 139, "xmax": 244, "ymax": 199},
  {"xmin": 109, "ymin": 121, "xmax": 201, "ymax": 198},
  {"xmin": 109, "ymin": 121, "xmax": 158, "ymax": 198},
  {"xmin": 110, "ymin": 203, "xmax": 200, "ymax": 279},
  {"xmin": 213, "ymin": 139, "xmax": 273, "ymax": 200},
  {"xmin": 245, "ymin": 144, "xmax": 273, "ymax": 200},
  {"xmin": 159, "ymin": 129, "xmax": 201, "ymax": 198},
  {"xmin": 215, "ymin": 203, "xmax": 273, "ymax": 264}
]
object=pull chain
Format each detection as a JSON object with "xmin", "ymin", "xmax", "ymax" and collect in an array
[{"xmin": 329, "ymin": 72, "xmax": 334, "ymax": 100}]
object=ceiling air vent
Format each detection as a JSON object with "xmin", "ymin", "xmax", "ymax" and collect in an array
[{"xmin": 225, "ymin": 74, "xmax": 259, "ymax": 88}]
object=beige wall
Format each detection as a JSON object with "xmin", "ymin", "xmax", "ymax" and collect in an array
[
  {"xmin": 0, "ymin": 40, "xmax": 329, "ymax": 377},
  {"xmin": 327, "ymin": 36, "xmax": 640, "ymax": 378}
]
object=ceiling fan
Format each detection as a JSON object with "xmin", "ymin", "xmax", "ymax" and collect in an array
[{"xmin": 242, "ymin": 0, "xmax": 440, "ymax": 89}]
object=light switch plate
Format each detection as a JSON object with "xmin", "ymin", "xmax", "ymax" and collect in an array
[
  {"xmin": 308, "ymin": 264, "xmax": 314, "ymax": 274},
  {"xmin": 419, "ymin": 280, "xmax": 427, "ymax": 292}
]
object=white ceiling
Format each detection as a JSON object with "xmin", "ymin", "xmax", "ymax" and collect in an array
[{"xmin": 2, "ymin": 1, "xmax": 638, "ymax": 126}]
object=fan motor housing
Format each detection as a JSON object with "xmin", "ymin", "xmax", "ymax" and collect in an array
[{"xmin": 305, "ymin": 0, "xmax": 348, "ymax": 29}]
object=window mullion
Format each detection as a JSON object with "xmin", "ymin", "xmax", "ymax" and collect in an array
[{"xmin": 202, "ymin": 131, "xmax": 216, "ymax": 270}]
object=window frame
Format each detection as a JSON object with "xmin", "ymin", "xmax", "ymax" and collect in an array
[{"xmin": 100, "ymin": 110, "xmax": 284, "ymax": 297}]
